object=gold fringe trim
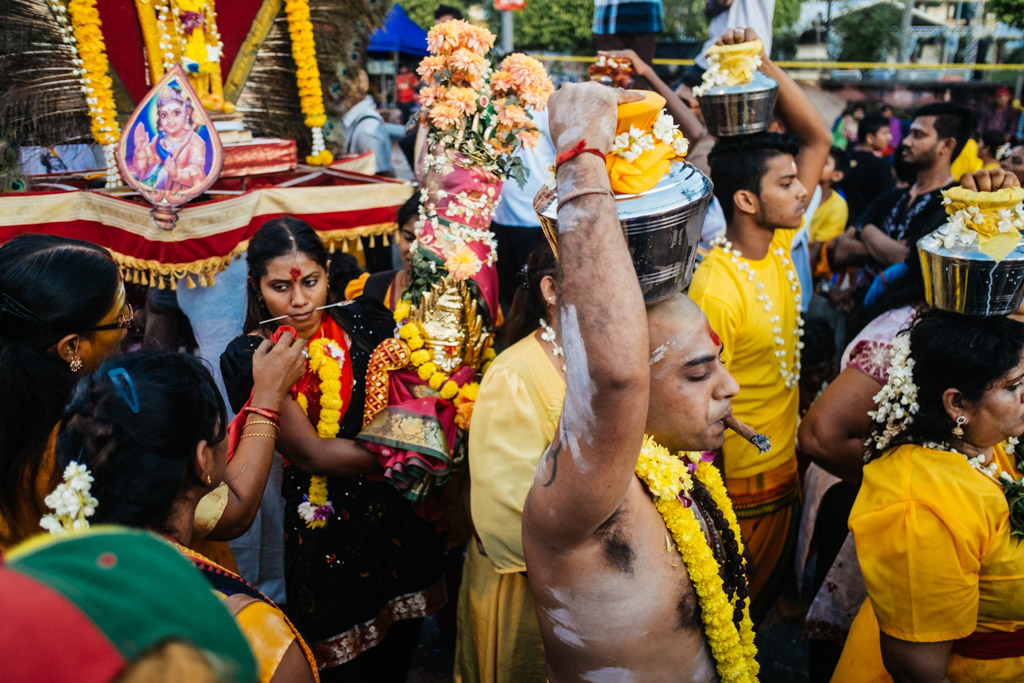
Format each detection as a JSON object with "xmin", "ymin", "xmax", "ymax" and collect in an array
[{"xmin": 107, "ymin": 223, "xmax": 397, "ymax": 289}]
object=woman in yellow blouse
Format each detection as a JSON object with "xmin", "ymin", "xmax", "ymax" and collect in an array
[
  {"xmin": 833, "ymin": 310, "xmax": 1024, "ymax": 682},
  {"xmin": 454, "ymin": 243, "xmax": 564, "ymax": 683}
]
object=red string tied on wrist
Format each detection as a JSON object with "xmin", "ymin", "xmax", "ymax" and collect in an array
[{"xmin": 555, "ymin": 139, "xmax": 606, "ymax": 171}]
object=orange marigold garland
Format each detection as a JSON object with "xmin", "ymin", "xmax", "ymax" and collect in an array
[
  {"xmin": 283, "ymin": 0, "xmax": 332, "ymax": 165},
  {"xmin": 60, "ymin": 0, "xmax": 121, "ymax": 186}
]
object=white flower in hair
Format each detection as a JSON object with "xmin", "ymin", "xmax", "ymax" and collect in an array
[
  {"xmin": 867, "ymin": 333, "xmax": 919, "ymax": 451},
  {"xmin": 40, "ymin": 461, "xmax": 99, "ymax": 535}
]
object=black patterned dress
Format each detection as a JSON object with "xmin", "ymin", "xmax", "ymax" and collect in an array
[{"xmin": 221, "ymin": 297, "xmax": 446, "ymax": 679}]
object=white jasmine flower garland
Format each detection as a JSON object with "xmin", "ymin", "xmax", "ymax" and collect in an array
[
  {"xmin": 40, "ymin": 462, "xmax": 99, "ymax": 534},
  {"xmin": 867, "ymin": 332, "xmax": 919, "ymax": 452}
]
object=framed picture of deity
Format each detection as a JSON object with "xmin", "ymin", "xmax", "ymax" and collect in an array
[{"xmin": 116, "ymin": 65, "xmax": 223, "ymax": 229}]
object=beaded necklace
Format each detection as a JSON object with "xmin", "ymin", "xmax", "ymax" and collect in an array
[
  {"xmin": 538, "ymin": 318, "xmax": 566, "ymax": 372},
  {"xmin": 709, "ymin": 234, "xmax": 804, "ymax": 389},
  {"xmin": 922, "ymin": 437, "xmax": 1021, "ymax": 484}
]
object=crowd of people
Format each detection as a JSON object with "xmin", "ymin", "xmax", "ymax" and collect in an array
[{"xmin": 4, "ymin": 15, "xmax": 1024, "ymax": 683}]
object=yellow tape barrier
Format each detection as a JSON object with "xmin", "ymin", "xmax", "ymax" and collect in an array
[{"xmin": 529, "ymin": 53, "xmax": 1024, "ymax": 71}]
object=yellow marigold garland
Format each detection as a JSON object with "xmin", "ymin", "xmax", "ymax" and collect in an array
[
  {"xmin": 64, "ymin": 0, "xmax": 121, "ymax": 186},
  {"xmin": 293, "ymin": 337, "xmax": 346, "ymax": 529},
  {"xmin": 635, "ymin": 436, "xmax": 759, "ymax": 682},
  {"xmin": 283, "ymin": 0, "xmax": 333, "ymax": 165},
  {"xmin": 393, "ymin": 303, "xmax": 485, "ymax": 429}
]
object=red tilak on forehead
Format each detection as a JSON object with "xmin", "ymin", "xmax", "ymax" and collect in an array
[
  {"xmin": 706, "ymin": 322, "xmax": 721, "ymax": 347},
  {"xmin": 289, "ymin": 267, "xmax": 302, "ymax": 281}
]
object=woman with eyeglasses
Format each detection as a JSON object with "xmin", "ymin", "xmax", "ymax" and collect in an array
[{"xmin": 0, "ymin": 234, "xmax": 134, "ymax": 550}]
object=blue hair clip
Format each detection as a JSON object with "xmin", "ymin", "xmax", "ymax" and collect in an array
[{"xmin": 107, "ymin": 368, "xmax": 141, "ymax": 414}]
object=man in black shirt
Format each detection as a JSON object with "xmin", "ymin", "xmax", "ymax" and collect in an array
[
  {"xmin": 830, "ymin": 102, "xmax": 971, "ymax": 274},
  {"xmin": 837, "ymin": 114, "xmax": 896, "ymax": 222}
]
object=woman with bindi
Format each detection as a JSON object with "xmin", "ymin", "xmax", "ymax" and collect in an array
[{"xmin": 221, "ymin": 216, "xmax": 446, "ymax": 680}]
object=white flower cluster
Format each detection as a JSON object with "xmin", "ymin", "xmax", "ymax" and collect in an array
[
  {"xmin": 692, "ymin": 53, "xmax": 762, "ymax": 97},
  {"xmin": 609, "ymin": 110, "xmax": 690, "ymax": 163},
  {"xmin": 651, "ymin": 111, "xmax": 690, "ymax": 157},
  {"xmin": 543, "ymin": 163, "xmax": 557, "ymax": 191},
  {"xmin": 416, "ymin": 187, "xmax": 499, "ymax": 267},
  {"xmin": 611, "ymin": 125, "xmax": 656, "ymax": 163},
  {"xmin": 40, "ymin": 462, "xmax": 99, "ymax": 535},
  {"xmin": 867, "ymin": 333, "xmax": 919, "ymax": 451},
  {"xmin": 103, "ymin": 144, "xmax": 121, "ymax": 187},
  {"xmin": 446, "ymin": 189, "xmax": 498, "ymax": 225},
  {"xmin": 310, "ymin": 126, "xmax": 327, "ymax": 156},
  {"xmin": 297, "ymin": 499, "xmax": 333, "ymax": 525},
  {"xmin": 940, "ymin": 200, "xmax": 1024, "ymax": 250},
  {"xmin": 156, "ymin": 0, "xmax": 181, "ymax": 70}
]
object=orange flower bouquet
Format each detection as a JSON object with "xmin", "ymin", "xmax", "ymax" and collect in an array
[{"xmin": 417, "ymin": 20, "xmax": 553, "ymax": 187}]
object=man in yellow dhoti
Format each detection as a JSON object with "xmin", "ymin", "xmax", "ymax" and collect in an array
[{"xmin": 688, "ymin": 28, "xmax": 832, "ymax": 620}]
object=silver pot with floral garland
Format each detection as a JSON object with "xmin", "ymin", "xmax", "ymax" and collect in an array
[
  {"xmin": 534, "ymin": 160, "xmax": 713, "ymax": 304},
  {"xmin": 695, "ymin": 71, "xmax": 779, "ymax": 138},
  {"xmin": 918, "ymin": 229, "xmax": 1024, "ymax": 316}
]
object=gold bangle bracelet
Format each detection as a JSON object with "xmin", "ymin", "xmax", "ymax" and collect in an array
[
  {"xmin": 240, "ymin": 432, "xmax": 277, "ymax": 439},
  {"xmin": 244, "ymin": 419, "xmax": 279, "ymax": 431}
]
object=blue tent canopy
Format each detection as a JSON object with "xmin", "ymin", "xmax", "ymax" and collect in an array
[{"xmin": 368, "ymin": 5, "xmax": 429, "ymax": 56}]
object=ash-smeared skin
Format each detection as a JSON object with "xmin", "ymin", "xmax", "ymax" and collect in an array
[
  {"xmin": 524, "ymin": 83, "xmax": 723, "ymax": 683},
  {"xmin": 558, "ymin": 304, "xmax": 594, "ymax": 474}
]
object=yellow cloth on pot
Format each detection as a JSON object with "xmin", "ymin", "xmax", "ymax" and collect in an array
[
  {"xmin": 941, "ymin": 185, "xmax": 1024, "ymax": 262},
  {"xmin": 704, "ymin": 39, "xmax": 765, "ymax": 87},
  {"xmin": 606, "ymin": 91, "xmax": 676, "ymax": 195}
]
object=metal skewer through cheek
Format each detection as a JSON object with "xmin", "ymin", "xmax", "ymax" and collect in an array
[
  {"xmin": 723, "ymin": 415, "xmax": 771, "ymax": 454},
  {"xmin": 258, "ymin": 300, "xmax": 352, "ymax": 326}
]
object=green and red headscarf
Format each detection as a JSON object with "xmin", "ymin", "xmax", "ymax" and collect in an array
[{"xmin": 0, "ymin": 526, "xmax": 257, "ymax": 682}]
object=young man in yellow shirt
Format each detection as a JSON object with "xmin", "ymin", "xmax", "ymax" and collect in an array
[{"xmin": 688, "ymin": 34, "xmax": 832, "ymax": 621}]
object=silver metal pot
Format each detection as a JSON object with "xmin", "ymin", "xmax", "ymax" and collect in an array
[
  {"xmin": 917, "ymin": 227, "xmax": 1024, "ymax": 316},
  {"xmin": 696, "ymin": 71, "xmax": 779, "ymax": 138},
  {"xmin": 533, "ymin": 161, "xmax": 713, "ymax": 304}
]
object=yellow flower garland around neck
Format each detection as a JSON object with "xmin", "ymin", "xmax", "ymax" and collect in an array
[
  {"xmin": 63, "ymin": 0, "xmax": 121, "ymax": 186},
  {"xmin": 283, "ymin": 0, "xmax": 332, "ymax": 165},
  {"xmin": 294, "ymin": 337, "xmax": 345, "ymax": 529},
  {"xmin": 635, "ymin": 436, "xmax": 759, "ymax": 682}
]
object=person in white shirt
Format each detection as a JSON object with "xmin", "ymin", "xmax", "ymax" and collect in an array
[{"xmin": 341, "ymin": 68, "xmax": 393, "ymax": 176}]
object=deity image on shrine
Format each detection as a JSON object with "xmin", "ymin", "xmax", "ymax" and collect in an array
[{"xmin": 126, "ymin": 81, "xmax": 213, "ymax": 205}]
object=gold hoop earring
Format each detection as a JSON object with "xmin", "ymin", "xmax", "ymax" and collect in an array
[{"xmin": 952, "ymin": 415, "xmax": 967, "ymax": 438}]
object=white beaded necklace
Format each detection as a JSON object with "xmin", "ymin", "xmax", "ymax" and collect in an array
[
  {"xmin": 709, "ymin": 234, "xmax": 805, "ymax": 389},
  {"xmin": 539, "ymin": 318, "xmax": 566, "ymax": 372},
  {"xmin": 923, "ymin": 436, "xmax": 1021, "ymax": 486}
]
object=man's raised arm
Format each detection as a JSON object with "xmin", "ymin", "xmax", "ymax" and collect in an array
[
  {"xmin": 722, "ymin": 28, "xmax": 832, "ymax": 197},
  {"xmin": 523, "ymin": 83, "xmax": 650, "ymax": 548}
]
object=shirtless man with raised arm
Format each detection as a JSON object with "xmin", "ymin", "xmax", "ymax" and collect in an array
[{"xmin": 521, "ymin": 81, "xmax": 743, "ymax": 681}]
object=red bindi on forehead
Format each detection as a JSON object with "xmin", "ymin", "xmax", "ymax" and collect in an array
[
  {"xmin": 706, "ymin": 322, "xmax": 721, "ymax": 347},
  {"xmin": 289, "ymin": 267, "xmax": 302, "ymax": 281}
]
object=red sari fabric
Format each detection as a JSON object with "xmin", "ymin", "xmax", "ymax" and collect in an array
[{"xmin": 226, "ymin": 316, "xmax": 352, "ymax": 464}]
